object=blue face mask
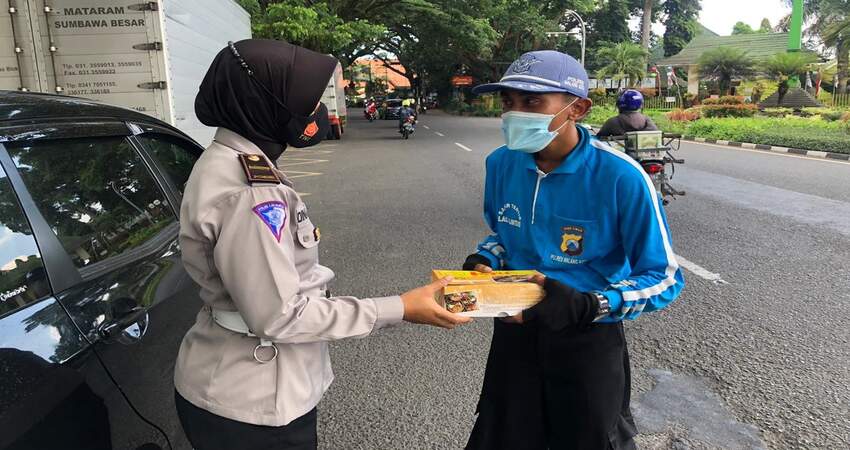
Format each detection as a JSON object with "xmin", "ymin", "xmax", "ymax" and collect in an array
[{"xmin": 501, "ymin": 98, "xmax": 577, "ymax": 153}]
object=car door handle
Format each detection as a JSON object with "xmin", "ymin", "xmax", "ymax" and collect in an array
[{"xmin": 98, "ymin": 306, "xmax": 148, "ymax": 340}]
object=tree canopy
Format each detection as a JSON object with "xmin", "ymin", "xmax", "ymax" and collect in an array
[
  {"xmin": 235, "ymin": 0, "xmax": 705, "ymax": 96},
  {"xmin": 662, "ymin": 0, "xmax": 701, "ymax": 57}
]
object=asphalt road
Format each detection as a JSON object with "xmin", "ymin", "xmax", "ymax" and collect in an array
[{"xmin": 282, "ymin": 111, "xmax": 850, "ymax": 450}]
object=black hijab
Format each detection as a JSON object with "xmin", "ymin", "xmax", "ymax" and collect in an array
[{"xmin": 195, "ymin": 39, "xmax": 337, "ymax": 160}]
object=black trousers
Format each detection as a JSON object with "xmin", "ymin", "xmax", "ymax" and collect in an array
[
  {"xmin": 175, "ymin": 392, "xmax": 317, "ymax": 450},
  {"xmin": 466, "ymin": 320, "xmax": 637, "ymax": 450}
]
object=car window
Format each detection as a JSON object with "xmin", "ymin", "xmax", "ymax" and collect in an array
[
  {"xmin": 135, "ymin": 134, "xmax": 200, "ymax": 194},
  {"xmin": 5, "ymin": 137, "xmax": 176, "ymax": 277},
  {"xmin": 0, "ymin": 163, "xmax": 50, "ymax": 317}
]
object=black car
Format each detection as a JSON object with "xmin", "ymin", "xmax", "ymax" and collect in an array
[
  {"xmin": 382, "ymin": 99, "xmax": 403, "ymax": 120},
  {"xmin": 0, "ymin": 91, "xmax": 204, "ymax": 450}
]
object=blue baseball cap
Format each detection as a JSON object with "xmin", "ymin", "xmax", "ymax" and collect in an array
[{"xmin": 472, "ymin": 50, "xmax": 589, "ymax": 98}]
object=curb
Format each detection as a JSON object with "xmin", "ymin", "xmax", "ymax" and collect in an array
[{"xmin": 683, "ymin": 136, "xmax": 850, "ymax": 161}]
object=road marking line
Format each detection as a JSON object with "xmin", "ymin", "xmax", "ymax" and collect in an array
[
  {"xmin": 423, "ymin": 125, "xmax": 430, "ymax": 129},
  {"xmin": 278, "ymin": 158, "xmax": 329, "ymax": 168},
  {"xmin": 435, "ymin": 132, "xmax": 445, "ymax": 136},
  {"xmin": 455, "ymin": 142, "xmax": 473, "ymax": 152},
  {"xmin": 675, "ymin": 254, "xmax": 728, "ymax": 285},
  {"xmin": 688, "ymin": 142, "xmax": 850, "ymax": 166},
  {"xmin": 283, "ymin": 171, "xmax": 323, "ymax": 179},
  {"xmin": 285, "ymin": 149, "xmax": 335, "ymax": 155}
]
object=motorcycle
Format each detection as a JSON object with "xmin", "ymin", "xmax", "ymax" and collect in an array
[
  {"xmin": 597, "ymin": 130, "xmax": 686, "ymax": 205},
  {"xmin": 364, "ymin": 105, "xmax": 378, "ymax": 122},
  {"xmin": 400, "ymin": 116, "xmax": 416, "ymax": 139}
]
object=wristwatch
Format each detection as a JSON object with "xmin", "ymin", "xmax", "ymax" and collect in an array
[{"xmin": 590, "ymin": 291, "xmax": 610, "ymax": 322}]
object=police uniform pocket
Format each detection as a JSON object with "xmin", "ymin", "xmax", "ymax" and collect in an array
[
  {"xmin": 296, "ymin": 222, "xmax": 320, "ymax": 248},
  {"xmin": 544, "ymin": 215, "xmax": 598, "ymax": 267},
  {"xmin": 293, "ymin": 203, "xmax": 321, "ymax": 248}
]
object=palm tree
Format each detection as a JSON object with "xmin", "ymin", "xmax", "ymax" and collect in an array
[
  {"xmin": 596, "ymin": 42, "xmax": 649, "ymax": 89},
  {"xmin": 697, "ymin": 47, "xmax": 755, "ymax": 95},
  {"xmin": 762, "ymin": 52, "xmax": 818, "ymax": 105},
  {"xmin": 820, "ymin": 4, "xmax": 850, "ymax": 93}
]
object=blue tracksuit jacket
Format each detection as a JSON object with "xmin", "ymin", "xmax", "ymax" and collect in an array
[{"xmin": 475, "ymin": 125, "xmax": 684, "ymax": 321}]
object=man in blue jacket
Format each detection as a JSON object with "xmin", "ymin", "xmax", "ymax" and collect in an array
[{"xmin": 463, "ymin": 51, "xmax": 684, "ymax": 450}]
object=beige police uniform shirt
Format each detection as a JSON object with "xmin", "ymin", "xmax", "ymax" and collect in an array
[{"xmin": 174, "ymin": 128, "xmax": 404, "ymax": 426}]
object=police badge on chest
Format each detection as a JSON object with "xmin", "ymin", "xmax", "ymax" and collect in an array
[{"xmin": 550, "ymin": 225, "xmax": 586, "ymax": 265}]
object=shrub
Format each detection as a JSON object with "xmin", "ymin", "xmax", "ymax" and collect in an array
[
  {"xmin": 799, "ymin": 107, "xmax": 845, "ymax": 121},
  {"xmin": 701, "ymin": 95, "xmax": 744, "ymax": 106},
  {"xmin": 584, "ymin": 105, "xmax": 618, "ymax": 125},
  {"xmin": 589, "ymin": 88, "xmax": 608, "ymax": 105},
  {"xmin": 666, "ymin": 108, "xmax": 701, "ymax": 122},
  {"xmin": 682, "ymin": 93, "xmax": 697, "ymax": 108},
  {"xmin": 761, "ymin": 107, "xmax": 795, "ymax": 118},
  {"xmin": 637, "ymin": 87, "xmax": 658, "ymax": 98},
  {"xmin": 701, "ymin": 104, "xmax": 758, "ymax": 118},
  {"xmin": 718, "ymin": 95, "xmax": 745, "ymax": 105},
  {"xmin": 687, "ymin": 117, "xmax": 850, "ymax": 153},
  {"xmin": 842, "ymin": 111, "xmax": 850, "ymax": 122}
]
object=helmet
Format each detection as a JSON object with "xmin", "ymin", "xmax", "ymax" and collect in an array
[{"xmin": 617, "ymin": 89, "xmax": 643, "ymax": 112}]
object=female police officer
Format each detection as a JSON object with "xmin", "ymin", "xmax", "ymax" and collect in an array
[
  {"xmin": 463, "ymin": 50, "xmax": 684, "ymax": 449},
  {"xmin": 173, "ymin": 39, "xmax": 470, "ymax": 450}
]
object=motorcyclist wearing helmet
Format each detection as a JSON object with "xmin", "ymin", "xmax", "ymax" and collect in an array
[{"xmin": 596, "ymin": 89, "xmax": 658, "ymax": 138}]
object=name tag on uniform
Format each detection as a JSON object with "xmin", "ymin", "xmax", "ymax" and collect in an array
[{"xmin": 238, "ymin": 154, "xmax": 281, "ymax": 184}]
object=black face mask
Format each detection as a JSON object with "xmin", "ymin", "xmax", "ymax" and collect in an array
[{"xmin": 286, "ymin": 103, "xmax": 329, "ymax": 148}]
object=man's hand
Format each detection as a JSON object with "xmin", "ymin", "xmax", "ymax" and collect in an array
[
  {"xmin": 401, "ymin": 277, "xmax": 473, "ymax": 329},
  {"xmin": 519, "ymin": 274, "xmax": 599, "ymax": 331},
  {"xmin": 462, "ymin": 253, "xmax": 493, "ymax": 272}
]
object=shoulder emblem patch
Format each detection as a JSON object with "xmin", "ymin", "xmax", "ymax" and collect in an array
[
  {"xmin": 253, "ymin": 201, "xmax": 288, "ymax": 242},
  {"xmin": 239, "ymin": 153, "xmax": 281, "ymax": 184}
]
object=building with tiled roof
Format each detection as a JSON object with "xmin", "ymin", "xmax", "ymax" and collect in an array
[{"xmin": 658, "ymin": 32, "xmax": 791, "ymax": 95}]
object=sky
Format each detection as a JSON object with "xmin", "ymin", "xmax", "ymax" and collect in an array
[
  {"xmin": 633, "ymin": 0, "xmax": 793, "ymax": 37},
  {"xmin": 696, "ymin": 0, "xmax": 792, "ymax": 36}
]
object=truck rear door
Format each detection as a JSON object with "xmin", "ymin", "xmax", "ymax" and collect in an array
[
  {"xmin": 3, "ymin": 1, "xmax": 171, "ymax": 121},
  {"xmin": 1, "ymin": 1, "xmax": 48, "ymax": 91}
]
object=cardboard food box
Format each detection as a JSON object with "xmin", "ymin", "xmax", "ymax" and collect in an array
[
  {"xmin": 625, "ymin": 130, "xmax": 663, "ymax": 151},
  {"xmin": 431, "ymin": 270, "xmax": 545, "ymax": 317}
]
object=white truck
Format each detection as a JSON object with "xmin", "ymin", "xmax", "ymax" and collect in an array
[
  {"xmin": 321, "ymin": 60, "xmax": 346, "ymax": 140},
  {"xmin": 1, "ymin": 0, "xmax": 251, "ymax": 145}
]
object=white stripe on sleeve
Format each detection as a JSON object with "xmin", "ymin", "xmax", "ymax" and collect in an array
[{"xmin": 591, "ymin": 140, "xmax": 680, "ymax": 302}]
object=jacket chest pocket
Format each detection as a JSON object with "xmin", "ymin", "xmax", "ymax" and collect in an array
[
  {"xmin": 541, "ymin": 216, "xmax": 601, "ymax": 267},
  {"xmin": 294, "ymin": 205, "xmax": 320, "ymax": 248}
]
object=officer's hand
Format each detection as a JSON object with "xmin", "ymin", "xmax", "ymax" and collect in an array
[
  {"xmin": 462, "ymin": 253, "xmax": 493, "ymax": 273},
  {"xmin": 520, "ymin": 274, "xmax": 599, "ymax": 331},
  {"xmin": 401, "ymin": 277, "xmax": 473, "ymax": 329}
]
